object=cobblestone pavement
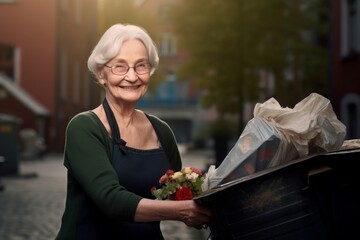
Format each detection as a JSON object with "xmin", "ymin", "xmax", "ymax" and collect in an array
[{"xmin": 0, "ymin": 149, "xmax": 214, "ymax": 240}]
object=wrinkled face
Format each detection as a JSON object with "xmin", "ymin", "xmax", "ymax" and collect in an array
[{"xmin": 98, "ymin": 39, "xmax": 150, "ymax": 104}]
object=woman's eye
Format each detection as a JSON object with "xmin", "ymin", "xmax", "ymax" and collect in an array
[
  {"xmin": 114, "ymin": 64, "xmax": 127, "ymax": 69},
  {"xmin": 137, "ymin": 63, "xmax": 149, "ymax": 68}
]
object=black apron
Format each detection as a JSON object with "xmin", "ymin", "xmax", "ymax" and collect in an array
[{"xmin": 102, "ymin": 98, "xmax": 170, "ymax": 239}]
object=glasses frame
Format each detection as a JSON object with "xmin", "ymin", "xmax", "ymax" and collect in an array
[{"xmin": 103, "ymin": 62, "xmax": 151, "ymax": 76}]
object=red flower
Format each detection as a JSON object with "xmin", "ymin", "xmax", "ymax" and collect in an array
[
  {"xmin": 191, "ymin": 167, "xmax": 202, "ymax": 175},
  {"xmin": 175, "ymin": 187, "xmax": 193, "ymax": 200},
  {"xmin": 151, "ymin": 167, "xmax": 205, "ymax": 200},
  {"xmin": 166, "ymin": 169, "xmax": 174, "ymax": 175},
  {"xmin": 159, "ymin": 174, "xmax": 168, "ymax": 185}
]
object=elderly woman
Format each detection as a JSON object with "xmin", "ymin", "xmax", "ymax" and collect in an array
[{"xmin": 55, "ymin": 24, "xmax": 211, "ymax": 240}]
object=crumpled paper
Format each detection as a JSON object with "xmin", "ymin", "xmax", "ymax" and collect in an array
[
  {"xmin": 202, "ymin": 93, "xmax": 346, "ymax": 191},
  {"xmin": 254, "ymin": 92, "xmax": 346, "ymax": 167}
]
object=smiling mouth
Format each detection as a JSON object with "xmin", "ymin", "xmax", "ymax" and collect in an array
[{"xmin": 120, "ymin": 85, "xmax": 141, "ymax": 90}]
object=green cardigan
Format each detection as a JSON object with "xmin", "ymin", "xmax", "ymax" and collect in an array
[{"xmin": 56, "ymin": 111, "xmax": 181, "ymax": 240}]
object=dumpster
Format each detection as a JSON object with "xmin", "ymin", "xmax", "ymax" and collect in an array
[
  {"xmin": 0, "ymin": 114, "xmax": 21, "ymax": 175},
  {"xmin": 196, "ymin": 146, "xmax": 360, "ymax": 240}
]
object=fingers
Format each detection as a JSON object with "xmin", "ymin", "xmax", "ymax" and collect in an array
[
  {"xmin": 196, "ymin": 202, "xmax": 212, "ymax": 217},
  {"xmin": 179, "ymin": 200, "xmax": 212, "ymax": 228}
]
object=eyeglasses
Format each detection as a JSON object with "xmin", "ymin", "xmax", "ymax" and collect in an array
[{"xmin": 104, "ymin": 62, "xmax": 151, "ymax": 76}]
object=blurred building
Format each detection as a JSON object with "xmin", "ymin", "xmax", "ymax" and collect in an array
[
  {"xmin": 134, "ymin": 0, "xmax": 204, "ymax": 144},
  {"xmin": 330, "ymin": 0, "xmax": 360, "ymax": 139},
  {"xmin": 1, "ymin": 0, "xmax": 357, "ymax": 155},
  {"xmin": 0, "ymin": 0, "xmax": 99, "ymax": 152}
]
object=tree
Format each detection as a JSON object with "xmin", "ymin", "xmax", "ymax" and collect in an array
[
  {"xmin": 169, "ymin": 0, "xmax": 329, "ymax": 126},
  {"xmin": 98, "ymin": 0, "xmax": 155, "ymax": 35},
  {"xmin": 169, "ymin": 1, "xmax": 246, "ymax": 118}
]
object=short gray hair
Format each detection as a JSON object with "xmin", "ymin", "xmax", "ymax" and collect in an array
[{"xmin": 87, "ymin": 23, "xmax": 159, "ymax": 78}]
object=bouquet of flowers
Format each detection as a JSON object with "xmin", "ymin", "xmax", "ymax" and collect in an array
[{"xmin": 151, "ymin": 167, "xmax": 205, "ymax": 200}]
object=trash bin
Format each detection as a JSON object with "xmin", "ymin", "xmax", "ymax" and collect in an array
[
  {"xmin": 0, "ymin": 114, "xmax": 21, "ymax": 175},
  {"xmin": 0, "ymin": 155, "xmax": 5, "ymax": 191},
  {"xmin": 196, "ymin": 147, "xmax": 360, "ymax": 240}
]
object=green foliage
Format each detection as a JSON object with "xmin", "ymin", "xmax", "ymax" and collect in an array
[
  {"xmin": 168, "ymin": 0, "xmax": 329, "ymax": 115},
  {"xmin": 98, "ymin": 0, "xmax": 157, "ymax": 39}
]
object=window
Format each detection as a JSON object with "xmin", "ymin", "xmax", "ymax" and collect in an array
[
  {"xmin": 83, "ymin": 70, "xmax": 90, "ymax": 107},
  {"xmin": 73, "ymin": 60, "xmax": 80, "ymax": 104},
  {"xmin": 341, "ymin": 93, "xmax": 360, "ymax": 139},
  {"xmin": 159, "ymin": 33, "xmax": 177, "ymax": 57},
  {"xmin": 0, "ymin": 43, "xmax": 20, "ymax": 82},
  {"xmin": 59, "ymin": 49, "xmax": 68, "ymax": 100},
  {"xmin": 341, "ymin": 0, "xmax": 360, "ymax": 57},
  {"xmin": 74, "ymin": 0, "xmax": 82, "ymax": 24},
  {"xmin": 158, "ymin": 5, "xmax": 170, "ymax": 18},
  {"xmin": 60, "ymin": 0, "xmax": 68, "ymax": 12}
]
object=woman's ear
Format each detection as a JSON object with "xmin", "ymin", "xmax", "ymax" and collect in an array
[
  {"xmin": 97, "ymin": 68, "xmax": 106, "ymax": 84},
  {"xmin": 97, "ymin": 68, "xmax": 103, "ymax": 78}
]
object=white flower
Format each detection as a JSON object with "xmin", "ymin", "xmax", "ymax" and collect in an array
[
  {"xmin": 186, "ymin": 172, "xmax": 199, "ymax": 181},
  {"xmin": 172, "ymin": 172, "xmax": 183, "ymax": 179}
]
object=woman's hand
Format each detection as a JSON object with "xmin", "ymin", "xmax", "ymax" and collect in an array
[
  {"xmin": 135, "ymin": 198, "xmax": 212, "ymax": 228},
  {"xmin": 177, "ymin": 200, "xmax": 212, "ymax": 228}
]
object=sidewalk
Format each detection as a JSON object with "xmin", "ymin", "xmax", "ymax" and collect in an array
[
  {"xmin": 0, "ymin": 155, "xmax": 66, "ymax": 240},
  {"xmin": 0, "ymin": 149, "xmax": 215, "ymax": 240}
]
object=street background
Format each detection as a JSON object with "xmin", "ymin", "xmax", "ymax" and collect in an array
[{"xmin": 0, "ymin": 147, "xmax": 215, "ymax": 240}]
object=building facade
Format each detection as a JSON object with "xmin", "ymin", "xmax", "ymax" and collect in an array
[
  {"xmin": 55, "ymin": 0, "xmax": 100, "ymax": 151},
  {"xmin": 331, "ymin": 0, "xmax": 360, "ymax": 139},
  {"xmin": 0, "ymin": 0, "xmax": 99, "ymax": 152},
  {"xmin": 135, "ymin": 0, "xmax": 203, "ymax": 144}
]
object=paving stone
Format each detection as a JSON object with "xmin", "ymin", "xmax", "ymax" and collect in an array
[{"xmin": 0, "ymin": 151, "xmax": 214, "ymax": 240}]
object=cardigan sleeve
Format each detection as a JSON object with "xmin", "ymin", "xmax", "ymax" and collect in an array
[{"xmin": 64, "ymin": 112, "xmax": 142, "ymax": 220}]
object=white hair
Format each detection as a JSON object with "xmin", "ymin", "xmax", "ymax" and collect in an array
[{"xmin": 87, "ymin": 23, "xmax": 159, "ymax": 78}]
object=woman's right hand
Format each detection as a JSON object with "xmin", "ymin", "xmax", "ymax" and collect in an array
[
  {"xmin": 177, "ymin": 200, "xmax": 212, "ymax": 228},
  {"xmin": 134, "ymin": 198, "xmax": 212, "ymax": 228}
]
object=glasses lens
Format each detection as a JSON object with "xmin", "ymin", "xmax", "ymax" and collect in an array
[
  {"xmin": 112, "ymin": 64, "xmax": 128, "ymax": 75},
  {"xmin": 135, "ymin": 63, "xmax": 151, "ymax": 74},
  {"xmin": 107, "ymin": 62, "xmax": 151, "ymax": 75}
]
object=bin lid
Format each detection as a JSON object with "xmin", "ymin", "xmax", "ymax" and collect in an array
[{"xmin": 195, "ymin": 143, "xmax": 360, "ymax": 200}]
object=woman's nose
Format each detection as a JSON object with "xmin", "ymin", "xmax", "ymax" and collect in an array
[{"xmin": 124, "ymin": 67, "xmax": 138, "ymax": 81}]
